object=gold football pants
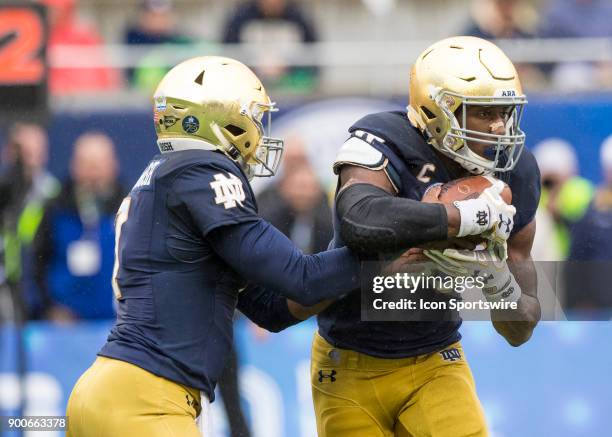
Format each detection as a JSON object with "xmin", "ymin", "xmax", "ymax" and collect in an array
[
  {"xmin": 311, "ymin": 332, "xmax": 488, "ymax": 437},
  {"xmin": 66, "ymin": 356, "xmax": 203, "ymax": 437}
]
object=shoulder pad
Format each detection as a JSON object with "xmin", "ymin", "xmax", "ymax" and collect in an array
[
  {"xmin": 333, "ymin": 133, "xmax": 401, "ymax": 193},
  {"xmin": 333, "ymin": 135, "xmax": 386, "ymax": 174}
]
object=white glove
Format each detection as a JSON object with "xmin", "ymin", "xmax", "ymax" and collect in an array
[
  {"xmin": 424, "ymin": 247, "xmax": 522, "ymax": 303},
  {"xmin": 453, "ymin": 179, "xmax": 516, "ymax": 241}
]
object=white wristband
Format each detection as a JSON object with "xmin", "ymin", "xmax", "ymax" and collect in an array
[{"xmin": 453, "ymin": 199, "xmax": 492, "ymax": 237}]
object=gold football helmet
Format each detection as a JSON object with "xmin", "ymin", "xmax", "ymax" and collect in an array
[
  {"xmin": 153, "ymin": 56, "xmax": 283, "ymax": 179},
  {"xmin": 407, "ymin": 36, "xmax": 527, "ymax": 174}
]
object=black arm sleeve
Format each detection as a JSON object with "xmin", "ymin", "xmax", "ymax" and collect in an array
[
  {"xmin": 336, "ymin": 183, "xmax": 448, "ymax": 253},
  {"xmin": 236, "ymin": 285, "xmax": 302, "ymax": 333},
  {"xmin": 207, "ymin": 219, "xmax": 360, "ymax": 306}
]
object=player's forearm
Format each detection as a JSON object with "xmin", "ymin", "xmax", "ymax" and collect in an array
[
  {"xmin": 209, "ymin": 219, "xmax": 361, "ymax": 306},
  {"xmin": 237, "ymin": 285, "xmax": 302, "ymax": 332},
  {"xmin": 491, "ymin": 258, "xmax": 540, "ymax": 346},
  {"xmin": 273, "ymin": 246, "xmax": 360, "ymax": 306},
  {"xmin": 237, "ymin": 285, "xmax": 332, "ymax": 332},
  {"xmin": 335, "ymin": 183, "xmax": 448, "ymax": 253},
  {"xmin": 492, "ymin": 299, "xmax": 539, "ymax": 346}
]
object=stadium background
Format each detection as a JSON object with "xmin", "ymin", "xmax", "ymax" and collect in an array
[{"xmin": 1, "ymin": 0, "xmax": 612, "ymax": 436}]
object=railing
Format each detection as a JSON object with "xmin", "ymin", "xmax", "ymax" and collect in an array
[
  {"xmin": 49, "ymin": 38, "xmax": 612, "ymax": 69},
  {"xmin": 47, "ymin": 37, "xmax": 612, "ymax": 109}
]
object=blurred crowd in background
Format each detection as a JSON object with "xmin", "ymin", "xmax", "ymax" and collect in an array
[{"xmin": 38, "ymin": 0, "xmax": 612, "ymax": 99}]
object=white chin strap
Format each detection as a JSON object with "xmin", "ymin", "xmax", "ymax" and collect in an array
[
  {"xmin": 455, "ymin": 148, "xmax": 494, "ymax": 175},
  {"xmin": 210, "ymin": 123, "xmax": 252, "ymax": 178},
  {"xmin": 438, "ymin": 139, "xmax": 494, "ymax": 175},
  {"xmin": 210, "ymin": 122, "xmax": 234, "ymax": 153}
]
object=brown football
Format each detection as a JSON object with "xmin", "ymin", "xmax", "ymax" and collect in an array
[
  {"xmin": 389, "ymin": 176, "xmax": 513, "ymax": 267},
  {"xmin": 422, "ymin": 175, "xmax": 512, "ymax": 205}
]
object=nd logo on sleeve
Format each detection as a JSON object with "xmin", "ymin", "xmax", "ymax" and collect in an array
[{"xmin": 210, "ymin": 173, "xmax": 246, "ymax": 209}]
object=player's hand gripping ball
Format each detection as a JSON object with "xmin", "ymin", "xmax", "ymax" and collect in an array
[{"xmin": 422, "ymin": 176, "xmax": 514, "ymax": 258}]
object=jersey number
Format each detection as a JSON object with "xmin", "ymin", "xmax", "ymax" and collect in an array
[{"xmin": 112, "ymin": 197, "xmax": 131, "ymax": 299}]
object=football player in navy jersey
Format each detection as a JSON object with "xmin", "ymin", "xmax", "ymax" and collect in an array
[
  {"xmin": 307, "ymin": 36, "xmax": 541, "ymax": 437},
  {"xmin": 65, "ymin": 56, "xmax": 364, "ymax": 437},
  {"xmin": 257, "ymin": 37, "xmax": 540, "ymax": 437}
]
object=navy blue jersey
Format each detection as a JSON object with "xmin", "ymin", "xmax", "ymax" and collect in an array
[
  {"xmin": 99, "ymin": 150, "xmax": 257, "ymax": 399},
  {"xmin": 99, "ymin": 148, "xmax": 360, "ymax": 400},
  {"xmin": 318, "ymin": 111, "xmax": 541, "ymax": 358}
]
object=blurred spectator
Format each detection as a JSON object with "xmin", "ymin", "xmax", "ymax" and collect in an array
[
  {"xmin": 257, "ymin": 135, "xmax": 333, "ymax": 254},
  {"xmin": 124, "ymin": 0, "xmax": 192, "ymax": 88},
  {"xmin": 39, "ymin": 0, "xmax": 121, "ymax": 95},
  {"xmin": 539, "ymin": 0, "xmax": 612, "ymax": 91},
  {"xmin": 569, "ymin": 136, "xmax": 612, "ymax": 260},
  {"xmin": 125, "ymin": 0, "xmax": 184, "ymax": 46},
  {"xmin": 33, "ymin": 132, "xmax": 124, "ymax": 322},
  {"xmin": 222, "ymin": 0, "xmax": 319, "ymax": 92},
  {"xmin": 564, "ymin": 135, "xmax": 612, "ymax": 310},
  {"xmin": 539, "ymin": 0, "xmax": 612, "ymax": 38},
  {"xmin": 532, "ymin": 138, "xmax": 593, "ymax": 260},
  {"xmin": 597, "ymin": 135, "xmax": 612, "ymax": 204},
  {"xmin": 464, "ymin": 0, "xmax": 546, "ymax": 89},
  {"xmin": 0, "ymin": 123, "xmax": 59, "ymax": 320},
  {"xmin": 465, "ymin": 0, "xmax": 538, "ymax": 39}
]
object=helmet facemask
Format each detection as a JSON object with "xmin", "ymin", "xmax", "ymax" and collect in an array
[
  {"xmin": 247, "ymin": 101, "xmax": 284, "ymax": 178},
  {"xmin": 433, "ymin": 89, "xmax": 527, "ymax": 175},
  {"xmin": 210, "ymin": 100, "xmax": 284, "ymax": 180}
]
